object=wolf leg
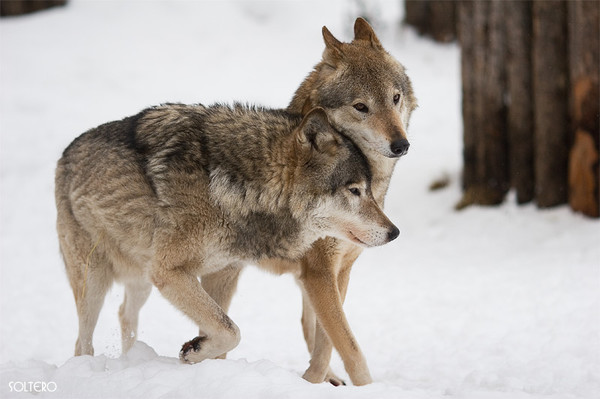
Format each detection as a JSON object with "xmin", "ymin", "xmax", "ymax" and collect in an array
[
  {"xmin": 59, "ymin": 217, "xmax": 113, "ymax": 357},
  {"xmin": 302, "ymin": 272, "xmax": 371, "ymax": 385},
  {"xmin": 302, "ymin": 319, "xmax": 333, "ymax": 382},
  {"xmin": 72, "ymin": 262, "xmax": 112, "ymax": 357},
  {"xmin": 299, "ymin": 283, "xmax": 346, "ymax": 385},
  {"xmin": 119, "ymin": 280, "xmax": 152, "ymax": 354},
  {"xmin": 299, "ymin": 286, "xmax": 316, "ymax": 353},
  {"xmin": 300, "ymin": 242, "xmax": 372, "ymax": 386},
  {"xmin": 200, "ymin": 264, "xmax": 243, "ymax": 359},
  {"xmin": 314, "ymin": 261, "xmax": 355, "ymax": 385},
  {"xmin": 300, "ymin": 243, "xmax": 361, "ymax": 385},
  {"xmin": 152, "ymin": 265, "xmax": 240, "ymax": 363}
]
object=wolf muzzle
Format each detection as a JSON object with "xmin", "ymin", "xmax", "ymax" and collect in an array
[{"xmin": 390, "ymin": 138, "xmax": 410, "ymax": 157}]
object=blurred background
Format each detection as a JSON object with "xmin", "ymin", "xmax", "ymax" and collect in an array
[{"xmin": 2, "ymin": 0, "xmax": 598, "ymax": 217}]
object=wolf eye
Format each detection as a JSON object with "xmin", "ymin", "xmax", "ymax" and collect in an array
[
  {"xmin": 393, "ymin": 94, "xmax": 401, "ymax": 105},
  {"xmin": 353, "ymin": 103, "xmax": 368, "ymax": 113},
  {"xmin": 348, "ymin": 187, "xmax": 361, "ymax": 196}
]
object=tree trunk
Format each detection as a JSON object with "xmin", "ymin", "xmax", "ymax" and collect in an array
[
  {"xmin": 532, "ymin": 1, "xmax": 570, "ymax": 208},
  {"xmin": 505, "ymin": 1, "xmax": 534, "ymax": 204},
  {"xmin": 404, "ymin": 0, "xmax": 456, "ymax": 43},
  {"xmin": 428, "ymin": 1, "xmax": 456, "ymax": 43},
  {"xmin": 404, "ymin": 0, "xmax": 429, "ymax": 36},
  {"xmin": 567, "ymin": 0, "xmax": 599, "ymax": 217},
  {"xmin": 457, "ymin": 0, "xmax": 477, "ymax": 204},
  {"xmin": 456, "ymin": 0, "xmax": 508, "ymax": 209},
  {"xmin": 453, "ymin": 0, "xmax": 597, "ymax": 217},
  {"xmin": 481, "ymin": 0, "xmax": 509, "ymax": 203}
]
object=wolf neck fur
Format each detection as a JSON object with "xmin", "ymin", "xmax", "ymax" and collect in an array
[
  {"xmin": 202, "ymin": 111, "xmax": 323, "ymax": 261},
  {"xmin": 207, "ymin": 120, "xmax": 303, "ymax": 219}
]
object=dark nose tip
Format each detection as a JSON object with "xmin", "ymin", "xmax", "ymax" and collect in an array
[
  {"xmin": 390, "ymin": 138, "xmax": 410, "ymax": 157},
  {"xmin": 387, "ymin": 226, "xmax": 400, "ymax": 242}
]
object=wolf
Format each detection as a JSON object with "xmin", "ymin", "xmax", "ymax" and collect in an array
[
  {"xmin": 200, "ymin": 18, "xmax": 417, "ymax": 386},
  {"xmin": 55, "ymin": 103, "xmax": 398, "ymax": 364}
]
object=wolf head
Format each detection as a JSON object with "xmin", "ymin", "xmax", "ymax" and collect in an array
[
  {"xmin": 292, "ymin": 108, "xmax": 398, "ymax": 247},
  {"xmin": 289, "ymin": 18, "xmax": 417, "ymax": 159}
]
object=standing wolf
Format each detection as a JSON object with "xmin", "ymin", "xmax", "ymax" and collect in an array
[
  {"xmin": 56, "ymin": 103, "xmax": 398, "ymax": 364},
  {"xmin": 201, "ymin": 18, "xmax": 417, "ymax": 386},
  {"xmin": 291, "ymin": 19, "xmax": 418, "ymax": 386}
]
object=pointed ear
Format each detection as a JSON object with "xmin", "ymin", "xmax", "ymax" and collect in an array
[
  {"xmin": 322, "ymin": 26, "xmax": 344, "ymax": 66},
  {"xmin": 297, "ymin": 107, "xmax": 340, "ymax": 156},
  {"xmin": 353, "ymin": 17, "xmax": 382, "ymax": 49}
]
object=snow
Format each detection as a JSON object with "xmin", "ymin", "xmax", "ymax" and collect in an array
[{"xmin": 1, "ymin": 1, "xmax": 598, "ymax": 398}]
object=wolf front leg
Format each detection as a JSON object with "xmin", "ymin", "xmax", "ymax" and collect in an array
[
  {"xmin": 301, "ymin": 270, "xmax": 372, "ymax": 385},
  {"xmin": 308, "ymin": 258, "xmax": 357, "ymax": 385},
  {"xmin": 151, "ymin": 264, "xmax": 241, "ymax": 363},
  {"xmin": 302, "ymin": 318, "xmax": 335, "ymax": 383},
  {"xmin": 299, "ymin": 241, "xmax": 372, "ymax": 386},
  {"xmin": 299, "ymin": 282, "xmax": 347, "ymax": 386},
  {"xmin": 200, "ymin": 264, "xmax": 243, "ymax": 359}
]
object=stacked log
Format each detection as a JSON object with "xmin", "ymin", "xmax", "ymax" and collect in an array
[{"xmin": 406, "ymin": 0, "xmax": 599, "ymax": 217}]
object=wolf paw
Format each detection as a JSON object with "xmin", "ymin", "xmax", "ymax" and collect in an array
[
  {"xmin": 179, "ymin": 336, "xmax": 207, "ymax": 363},
  {"xmin": 326, "ymin": 369, "xmax": 346, "ymax": 387},
  {"xmin": 327, "ymin": 375, "xmax": 346, "ymax": 387}
]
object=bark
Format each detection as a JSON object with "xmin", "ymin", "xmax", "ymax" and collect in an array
[
  {"xmin": 428, "ymin": 0, "xmax": 456, "ymax": 43},
  {"xmin": 456, "ymin": 0, "xmax": 478, "ymax": 208},
  {"xmin": 404, "ymin": 0, "xmax": 456, "ymax": 43},
  {"xmin": 567, "ymin": 0, "xmax": 600, "ymax": 217},
  {"xmin": 456, "ymin": 0, "xmax": 508, "ymax": 209},
  {"xmin": 404, "ymin": 0, "xmax": 429, "ymax": 36},
  {"xmin": 505, "ymin": 1, "xmax": 534, "ymax": 204},
  {"xmin": 532, "ymin": 1, "xmax": 570, "ymax": 208}
]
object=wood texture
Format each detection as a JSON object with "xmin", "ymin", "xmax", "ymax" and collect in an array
[
  {"xmin": 567, "ymin": 0, "xmax": 600, "ymax": 217},
  {"xmin": 532, "ymin": 1, "xmax": 569, "ymax": 208}
]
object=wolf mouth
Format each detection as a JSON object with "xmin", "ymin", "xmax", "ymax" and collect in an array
[{"xmin": 348, "ymin": 231, "xmax": 369, "ymax": 247}]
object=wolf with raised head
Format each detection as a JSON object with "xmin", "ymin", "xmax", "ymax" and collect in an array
[
  {"xmin": 55, "ymin": 103, "xmax": 398, "ymax": 364},
  {"xmin": 291, "ymin": 19, "xmax": 418, "ymax": 386},
  {"xmin": 202, "ymin": 18, "xmax": 417, "ymax": 386}
]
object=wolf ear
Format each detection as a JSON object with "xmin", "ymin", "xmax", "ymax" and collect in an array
[
  {"xmin": 322, "ymin": 26, "xmax": 344, "ymax": 66},
  {"xmin": 297, "ymin": 107, "xmax": 340, "ymax": 156},
  {"xmin": 353, "ymin": 17, "xmax": 382, "ymax": 49}
]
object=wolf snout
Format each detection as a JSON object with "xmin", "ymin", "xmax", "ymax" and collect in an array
[
  {"xmin": 390, "ymin": 138, "xmax": 410, "ymax": 157},
  {"xmin": 387, "ymin": 225, "xmax": 400, "ymax": 242}
]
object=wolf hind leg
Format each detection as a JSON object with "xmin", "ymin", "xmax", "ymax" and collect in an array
[
  {"xmin": 119, "ymin": 280, "xmax": 152, "ymax": 354},
  {"xmin": 58, "ymin": 206, "xmax": 113, "ymax": 356},
  {"xmin": 66, "ymin": 241, "xmax": 113, "ymax": 357},
  {"xmin": 74, "ymin": 266, "xmax": 112, "ymax": 356}
]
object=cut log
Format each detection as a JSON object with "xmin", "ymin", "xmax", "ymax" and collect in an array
[
  {"xmin": 532, "ymin": 1, "xmax": 569, "ymax": 208},
  {"xmin": 567, "ymin": 0, "xmax": 599, "ymax": 217},
  {"xmin": 505, "ymin": 1, "xmax": 534, "ymax": 204},
  {"xmin": 456, "ymin": 0, "xmax": 508, "ymax": 209}
]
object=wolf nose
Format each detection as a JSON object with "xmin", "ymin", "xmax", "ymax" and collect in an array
[
  {"xmin": 387, "ymin": 226, "xmax": 400, "ymax": 242},
  {"xmin": 390, "ymin": 139, "xmax": 410, "ymax": 157}
]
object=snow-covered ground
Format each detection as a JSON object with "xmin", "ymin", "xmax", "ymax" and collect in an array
[{"xmin": 1, "ymin": 1, "xmax": 598, "ymax": 398}]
